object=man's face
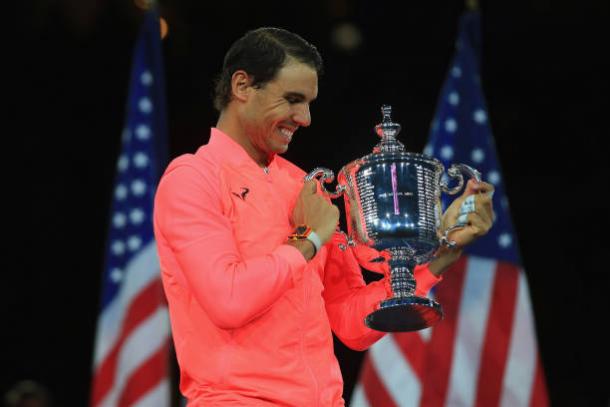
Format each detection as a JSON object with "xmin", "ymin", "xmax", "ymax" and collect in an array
[{"xmin": 241, "ymin": 61, "xmax": 318, "ymax": 163}]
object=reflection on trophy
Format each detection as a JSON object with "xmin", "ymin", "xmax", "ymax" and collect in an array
[{"xmin": 306, "ymin": 105, "xmax": 481, "ymax": 332}]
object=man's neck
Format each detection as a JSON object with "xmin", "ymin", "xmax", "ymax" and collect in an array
[{"xmin": 216, "ymin": 111, "xmax": 271, "ymax": 168}]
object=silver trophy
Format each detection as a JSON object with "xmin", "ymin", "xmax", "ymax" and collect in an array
[{"xmin": 306, "ymin": 105, "xmax": 481, "ymax": 332}]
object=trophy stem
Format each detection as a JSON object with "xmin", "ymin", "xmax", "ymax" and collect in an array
[
  {"xmin": 387, "ymin": 247, "xmax": 417, "ymax": 298},
  {"xmin": 364, "ymin": 247, "xmax": 444, "ymax": 332}
]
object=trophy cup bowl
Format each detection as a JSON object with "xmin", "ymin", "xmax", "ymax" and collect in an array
[{"xmin": 306, "ymin": 105, "xmax": 481, "ymax": 332}]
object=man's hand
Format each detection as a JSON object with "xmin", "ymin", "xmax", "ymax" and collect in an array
[
  {"xmin": 430, "ymin": 179, "xmax": 495, "ymax": 276},
  {"xmin": 291, "ymin": 180, "xmax": 340, "ymax": 245},
  {"xmin": 441, "ymin": 179, "xmax": 495, "ymax": 247}
]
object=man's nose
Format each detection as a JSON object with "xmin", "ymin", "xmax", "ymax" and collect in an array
[{"xmin": 292, "ymin": 104, "xmax": 311, "ymax": 127}]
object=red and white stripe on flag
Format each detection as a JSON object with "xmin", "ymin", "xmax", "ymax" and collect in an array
[
  {"xmin": 91, "ymin": 243, "xmax": 171, "ymax": 407},
  {"xmin": 351, "ymin": 256, "xmax": 549, "ymax": 407}
]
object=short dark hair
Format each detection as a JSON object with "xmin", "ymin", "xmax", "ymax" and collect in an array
[{"xmin": 213, "ymin": 27, "xmax": 323, "ymax": 111}]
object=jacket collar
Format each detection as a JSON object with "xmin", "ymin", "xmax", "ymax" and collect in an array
[{"xmin": 205, "ymin": 127, "xmax": 278, "ymax": 172}]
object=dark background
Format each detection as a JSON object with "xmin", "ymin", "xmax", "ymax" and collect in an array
[{"xmin": 7, "ymin": 0, "xmax": 609, "ymax": 406}]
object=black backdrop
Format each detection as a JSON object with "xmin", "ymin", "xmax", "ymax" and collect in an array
[{"xmin": 8, "ymin": 0, "xmax": 609, "ymax": 406}]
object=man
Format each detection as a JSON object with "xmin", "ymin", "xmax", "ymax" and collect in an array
[{"xmin": 153, "ymin": 27, "xmax": 494, "ymax": 406}]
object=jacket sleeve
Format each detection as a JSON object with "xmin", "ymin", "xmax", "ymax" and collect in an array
[
  {"xmin": 154, "ymin": 164, "xmax": 307, "ymax": 330},
  {"xmin": 322, "ymin": 233, "xmax": 441, "ymax": 351}
]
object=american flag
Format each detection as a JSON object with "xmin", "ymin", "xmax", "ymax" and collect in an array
[
  {"xmin": 351, "ymin": 11, "xmax": 549, "ymax": 407},
  {"xmin": 91, "ymin": 8, "xmax": 171, "ymax": 407}
]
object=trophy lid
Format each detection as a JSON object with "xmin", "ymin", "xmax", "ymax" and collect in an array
[{"xmin": 373, "ymin": 105, "xmax": 406, "ymax": 154}]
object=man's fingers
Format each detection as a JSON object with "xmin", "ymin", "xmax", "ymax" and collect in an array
[
  {"xmin": 302, "ymin": 179, "xmax": 318, "ymax": 195},
  {"xmin": 474, "ymin": 181, "xmax": 495, "ymax": 196},
  {"xmin": 463, "ymin": 178, "xmax": 480, "ymax": 195},
  {"xmin": 475, "ymin": 194, "xmax": 493, "ymax": 221},
  {"xmin": 463, "ymin": 179, "xmax": 495, "ymax": 196},
  {"xmin": 468, "ymin": 213, "xmax": 492, "ymax": 236},
  {"xmin": 449, "ymin": 209, "xmax": 494, "ymax": 243}
]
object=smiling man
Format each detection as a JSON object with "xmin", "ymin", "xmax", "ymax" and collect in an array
[
  {"xmin": 222, "ymin": 59, "xmax": 317, "ymax": 163},
  {"xmin": 153, "ymin": 27, "xmax": 494, "ymax": 406}
]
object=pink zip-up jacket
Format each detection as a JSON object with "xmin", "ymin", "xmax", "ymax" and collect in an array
[{"xmin": 153, "ymin": 128, "xmax": 441, "ymax": 406}]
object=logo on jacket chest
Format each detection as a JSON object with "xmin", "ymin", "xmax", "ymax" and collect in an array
[{"xmin": 231, "ymin": 187, "xmax": 250, "ymax": 201}]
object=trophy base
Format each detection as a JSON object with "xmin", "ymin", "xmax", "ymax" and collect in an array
[{"xmin": 365, "ymin": 296, "xmax": 443, "ymax": 332}]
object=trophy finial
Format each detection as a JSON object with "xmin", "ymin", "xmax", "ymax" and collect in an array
[{"xmin": 374, "ymin": 104, "xmax": 405, "ymax": 153}]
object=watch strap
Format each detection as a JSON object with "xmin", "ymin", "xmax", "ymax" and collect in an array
[
  {"xmin": 288, "ymin": 225, "xmax": 321, "ymax": 257},
  {"xmin": 306, "ymin": 231, "xmax": 322, "ymax": 254}
]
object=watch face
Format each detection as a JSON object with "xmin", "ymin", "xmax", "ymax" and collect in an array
[{"xmin": 295, "ymin": 225, "xmax": 308, "ymax": 235}]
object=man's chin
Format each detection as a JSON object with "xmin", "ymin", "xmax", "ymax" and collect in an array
[{"xmin": 273, "ymin": 144, "xmax": 289, "ymax": 154}]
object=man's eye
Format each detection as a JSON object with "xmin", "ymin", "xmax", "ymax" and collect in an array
[{"xmin": 285, "ymin": 96, "xmax": 304, "ymax": 104}]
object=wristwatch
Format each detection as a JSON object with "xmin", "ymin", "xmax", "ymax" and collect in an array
[{"xmin": 288, "ymin": 225, "xmax": 322, "ymax": 256}]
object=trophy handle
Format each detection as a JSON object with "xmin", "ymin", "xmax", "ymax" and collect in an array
[
  {"xmin": 439, "ymin": 163, "xmax": 482, "ymax": 248},
  {"xmin": 305, "ymin": 167, "xmax": 347, "ymax": 199},
  {"xmin": 440, "ymin": 163, "xmax": 482, "ymax": 195}
]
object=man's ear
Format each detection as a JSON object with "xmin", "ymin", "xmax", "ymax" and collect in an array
[{"xmin": 231, "ymin": 70, "xmax": 252, "ymax": 102}]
